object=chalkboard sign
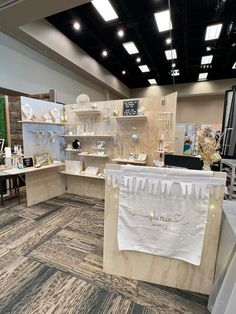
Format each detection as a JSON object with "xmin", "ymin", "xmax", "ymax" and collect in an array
[{"xmin": 123, "ymin": 100, "xmax": 139, "ymax": 116}]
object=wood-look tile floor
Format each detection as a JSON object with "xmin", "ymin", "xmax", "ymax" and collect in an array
[{"xmin": 0, "ymin": 193, "xmax": 209, "ymax": 313}]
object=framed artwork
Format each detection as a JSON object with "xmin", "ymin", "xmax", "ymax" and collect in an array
[
  {"xmin": 23, "ymin": 157, "xmax": 34, "ymax": 168},
  {"xmin": 33, "ymin": 153, "xmax": 52, "ymax": 166},
  {"xmin": 0, "ymin": 139, "xmax": 4, "ymax": 152},
  {"xmin": 123, "ymin": 100, "xmax": 139, "ymax": 116}
]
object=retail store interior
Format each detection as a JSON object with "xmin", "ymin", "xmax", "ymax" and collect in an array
[{"xmin": 0, "ymin": 0, "xmax": 236, "ymax": 313}]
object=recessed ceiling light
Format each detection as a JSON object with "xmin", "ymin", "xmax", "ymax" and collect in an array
[
  {"xmin": 73, "ymin": 22, "xmax": 81, "ymax": 30},
  {"xmin": 171, "ymin": 69, "xmax": 180, "ymax": 76},
  {"xmin": 171, "ymin": 63, "xmax": 176, "ymax": 68},
  {"xmin": 205, "ymin": 24, "xmax": 222, "ymax": 41},
  {"xmin": 166, "ymin": 37, "xmax": 172, "ymax": 44},
  {"xmin": 233, "ymin": 62, "xmax": 236, "ymax": 69},
  {"xmin": 122, "ymin": 70, "xmax": 126, "ymax": 75},
  {"xmin": 117, "ymin": 29, "xmax": 124, "ymax": 38},
  {"xmin": 92, "ymin": 0, "xmax": 118, "ymax": 22},
  {"xmin": 165, "ymin": 49, "xmax": 177, "ymax": 60},
  {"xmin": 148, "ymin": 79, "xmax": 157, "ymax": 85},
  {"xmin": 206, "ymin": 46, "xmax": 211, "ymax": 51},
  {"xmin": 102, "ymin": 50, "xmax": 108, "ymax": 57},
  {"xmin": 136, "ymin": 57, "xmax": 141, "ymax": 63},
  {"xmin": 201, "ymin": 55, "xmax": 213, "ymax": 64},
  {"xmin": 122, "ymin": 41, "xmax": 139, "ymax": 54},
  {"xmin": 154, "ymin": 10, "xmax": 172, "ymax": 32},
  {"xmin": 139, "ymin": 65, "xmax": 150, "ymax": 72},
  {"xmin": 198, "ymin": 73, "xmax": 208, "ymax": 81}
]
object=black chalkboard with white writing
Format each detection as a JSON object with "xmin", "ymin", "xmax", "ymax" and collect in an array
[{"xmin": 123, "ymin": 100, "xmax": 139, "ymax": 116}]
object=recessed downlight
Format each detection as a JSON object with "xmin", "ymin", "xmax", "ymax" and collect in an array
[
  {"xmin": 165, "ymin": 49, "xmax": 177, "ymax": 60},
  {"xmin": 205, "ymin": 24, "xmax": 222, "ymax": 41},
  {"xmin": 198, "ymin": 73, "xmax": 208, "ymax": 81},
  {"xmin": 122, "ymin": 41, "xmax": 139, "ymax": 54},
  {"xmin": 136, "ymin": 57, "xmax": 141, "ymax": 63},
  {"xmin": 73, "ymin": 22, "xmax": 81, "ymax": 30},
  {"xmin": 122, "ymin": 70, "xmax": 126, "ymax": 75},
  {"xmin": 166, "ymin": 37, "xmax": 172, "ymax": 44},
  {"xmin": 206, "ymin": 46, "xmax": 212, "ymax": 51},
  {"xmin": 148, "ymin": 79, "xmax": 157, "ymax": 85},
  {"xmin": 201, "ymin": 55, "xmax": 213, "ymax": 64},
  {"xmin": 171, "ymin": 63, "xmax": 176, "ymax": 68},
  {"xmin": 117, "ymin": 29, "xmax": 124, "ymax": 38},
  {"xmin": 232, "ymin": 62, "xmax": 236, "ymax": 69},
  {"xmin": 154, "ymin": 10, "xmax": 172, "ymax": 32},
  {"xmin": 92, "ymin": 0, "xmax": 118, "ymax": 22},
  {"xmin": 102, "ymin": 50, "xmax": 108, "ymax": 57},
  {"xmin": 139, "ymin": 65, "xmax": 150, "ymax": 72}
]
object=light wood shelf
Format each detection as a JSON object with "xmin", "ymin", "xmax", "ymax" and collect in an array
[
  {"xmin": 60, "ymin": 134, "xmax": 114, "ymax": 139},
  {"xmin": 78, "ymin": 152, "xmax": 109, "ymax": 158},
  {"xmin": 65, "ymin": 148, "xmax": 82, "ymax": 152},
  {"xmin": 18, "ymin": 120, "xmax": 66, "ymax": 125},
  {"xmin": 71, "ymin": 109, "xmax": 101, "ymax": 115},
  {"xmin": 115, "ymin": 115, "xmax": 147, "ymax": 120},
  {"xmin": 112, "ymin": 158, "xmax": 147, "ymax": 165},
  {"xmin": 60, "ymin": 171, "xmax": 105, "ymax": 180}
]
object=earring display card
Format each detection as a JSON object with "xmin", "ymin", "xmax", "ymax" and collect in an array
[{"xmin": 84, "ymin": 166, "xmax": 99, "ymax": 176}]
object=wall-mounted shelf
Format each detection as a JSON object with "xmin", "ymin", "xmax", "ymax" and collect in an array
[
  {"xmin": 78, "ymin": 152, "xmax": 109, "ymax": 158},
  {"xmin": 71, "ymin": 109, "xmax": 101, "ymax": 115},
  {"xmin": 65, "ymin": 148, "xmax": 82, "ymax": 152},
  {"xmin": 115, "ymin": 115, "xmax": 147, "ymax": 120},
  {"xmin": 18, "ymin": 121, "xmax": 66, "ymax": 125},
  {"xmin": 61, "ymin": 134, "xmax": 114, "ymax": 139},
  {"xmin": 60, "ymin": 171, "xmax": 105, "ymax": 180},
  {"xmin": 112, "ymin": 158, "xmax": 147, "ymax": 165}
]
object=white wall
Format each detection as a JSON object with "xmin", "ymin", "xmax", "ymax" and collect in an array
[{"xmin": 0, "ymin": 32, "xmax": 111, "ymax": 103}]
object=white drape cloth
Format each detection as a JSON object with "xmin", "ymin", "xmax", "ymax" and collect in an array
[{"xmin": 106, "ymin": 165, "xmax": 225, "ymax": 266}]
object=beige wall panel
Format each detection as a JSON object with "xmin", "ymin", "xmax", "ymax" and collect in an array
[
  {"xmin": 26, "ymin": 166, "xmax": 66, "ymax": 207},
  {"xmin": 66, "ymin": 176, "xmax": 105, "ymax": 199},
  {"xmin": 177, "ymin": 95, "xmax": 224, "ymax": 125}
]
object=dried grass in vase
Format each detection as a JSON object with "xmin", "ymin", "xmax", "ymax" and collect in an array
[{"xmin": 197, "ymin": 127, "xmax": 222, "ymax": 171}]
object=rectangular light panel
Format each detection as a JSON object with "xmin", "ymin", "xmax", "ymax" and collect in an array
[
  {"xmin": 148, "ymin": 79, "xmax": 157, "ymax": 85},
  {"xmin": 165, "ymin": 49, "xmax": 177, "ymax": 60},
  {"xmin": 122, "ymin": 41, "xmax": 139, "ymax": 54},
  {"xmin": 205, "ymin": 24, "xmax": 222, "ymax": 41},
  {"xmin": 233, "ymin": 62, "xmax": 236, "ymax": 69},
  {"xmin": 139, "ymin": 65, "xmax": 150, "ymax": 72},
  {"xmin": 201, "ymin": 55, "xmax": 213, "ymax": 64},
  {"xmin": 154, "ymin": 10, "xmax": 172, "ymax": 32},
  {"xmin": 92, "ymin": 0, "xmax": 118, "ymax": 22},
  {"xmin": 198, "ymin": 73, "xmax": 208, "ymax": 81},
  {"xmin": 171, "ymin": 69, "xmax": 180, "ymax": 76}
]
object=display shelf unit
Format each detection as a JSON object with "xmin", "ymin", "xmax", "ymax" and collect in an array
[
  {"xmin": 78, "ymin": 152, "xmax": 109, "ymax": 158},
  {"xmin": 61, "ymin": 134, "xmax": 114, "ymax": 139},
  {"xmin": 60, "ymin": 171, "xmax": 105, "ymax": 180},
  {"xmin": 71, "ymin": 109, "xmax": 101, "ymax": 115},
  {"xmin": 220, "ymin": 159, "xmax": 236, "ymax": 200},
  {"xmin": 112, "ymin": 158, "xmax": 147, "ymax": 165},
  {"xmin": 115, "ymin": 115, "xmax": 147, "ymax": 121},
  {"xmin": 18, "ymin": 120, "xmax": 67, "ymax": 126}
]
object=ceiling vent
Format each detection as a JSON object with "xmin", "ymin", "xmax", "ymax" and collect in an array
[{"xmin": 0, "ymin": 0, "xmax": 23, "ymax": 11}]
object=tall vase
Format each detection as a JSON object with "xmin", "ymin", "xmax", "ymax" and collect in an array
[{"xmin": 203, "ymin": 159, "xmax": 211, "ymax": 171}]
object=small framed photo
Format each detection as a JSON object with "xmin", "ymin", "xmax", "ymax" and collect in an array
[
  {"xmin": 0, "ymin": 139, "xmax": 4, "ymax": 152},
  {"xmin": 33, "ymin": 153, "xmax": 52, "ymax": 166},
  {"xmin": 23, "ymin": 157, "xmax": 34, "ymax": 168},
  {"xmin": 76, "ymin": 124, "xmax": 85, "ymax": 135}
]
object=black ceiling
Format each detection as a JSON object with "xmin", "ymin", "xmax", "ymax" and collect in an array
[{"xmin": 47, "ymin": 0, "xmax": 236, "ymax": 88}]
